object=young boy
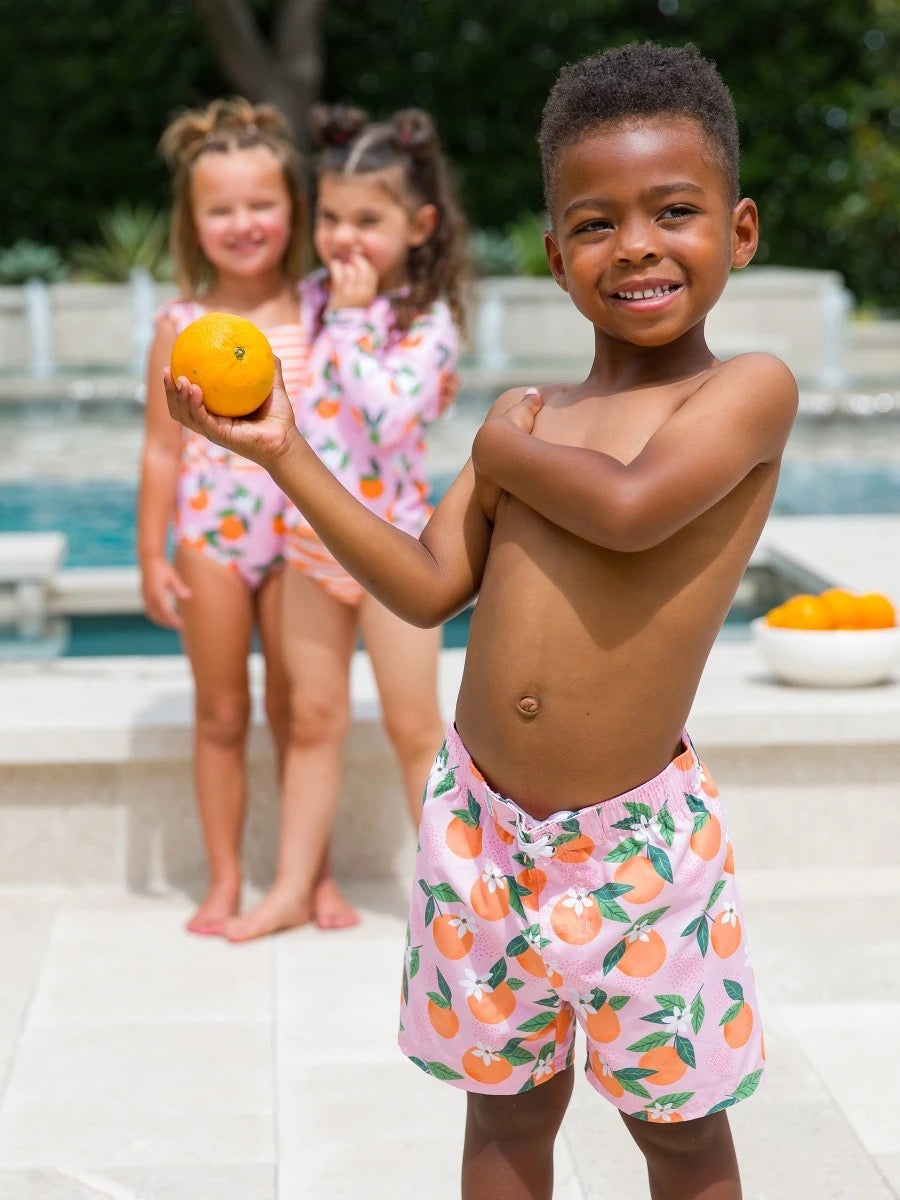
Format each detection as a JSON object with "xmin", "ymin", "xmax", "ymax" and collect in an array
[{"xmin": 167, "ymin": 41, "xmax": 797, "ymax": 1200}]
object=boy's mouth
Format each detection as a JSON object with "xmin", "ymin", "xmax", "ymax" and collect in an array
[{"xmin": 610, "ymin": 282, "xmax": 683, "ymax": 301}]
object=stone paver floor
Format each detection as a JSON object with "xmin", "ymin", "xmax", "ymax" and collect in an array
[{"xmin": 1, "ymin": 864, "xmax": 898, "ymax": 1199}]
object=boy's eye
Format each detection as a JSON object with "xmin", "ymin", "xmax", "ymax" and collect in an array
[
  {"xmin": 660, "ymin": 205, "xmax": 696, "ymax": 220},
  {"xmin": 573, "ymin": 218, "xmax": 612, "ymax": 234}
]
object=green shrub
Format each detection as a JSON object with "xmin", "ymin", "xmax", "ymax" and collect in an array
[
  {"xmin": 69, "ymin": 204, "xmax": 172, "ymax": 282},
  {"xmin": 0, "ymin": 239, "xmax": 68, "ymax": 284},
  {"xmin": 469, "ymin": 228, "xmax": 521, "ymax": 276},
  {"xmin": 505, "ymin": 212, "xmax": 552, "ymax": 277}
]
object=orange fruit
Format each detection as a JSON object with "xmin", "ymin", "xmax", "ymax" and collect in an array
[
  {"xmin": 819, "ymin": 588, "xmax": 860, "ymax": 629},
  {"xmin": 614, "ymin": 855, "xmax": 664, "ymax": 904},
  {"xmin": 586, "ymin": 1003, "xmax": 620, "ymax": 1043},
  {"xmin": 432, "ymin": 914, "xmax": 474, "ymax": 960},
  {"xmin": 690, "ymin": 813, "xmax": 722, "ymax": 861},
  {"xmin": 427, "ymin": 999, "xmax": 460, "ymax": 1040},
  {"xmin": 470, "ymin": 873, "xmax": 511, "ymax": 922},
  {"xmin": 711, "ymin": 907, "xmax": 742, "ymax": 958},
  {"xmin": 638, "ymin": 1044, "xmax": 688, "ymax": 1086},
  {"xmin": 554, "ymin": 833, "xmax": 595, "ymax": 863},
  {"xmin": 445, "ymin": 817, "xmax": 483, "ymax": 859},
  {"xmin": 170, "ymin": 312, "xmax": 274, "ymax": 417},
  {"xmin": 723, "ymin": 1002, "xmax": 753, "ymax": 1048},
  {"xmin": 549, "ymin": 891, "xmax": 602, "ymax": 945},
  {"xmin": 462, "ymin": 1046, "xmax": 513, "ymax": 1086},
  {"xmin": 764, "ymin": 604, "xmax": 791, "ymax": 627},
  {"xmin": 856, "ymin": 591, "xmax": 896, "ymax": 629},
  {"xmin": 517, "ymin": 866, "xmax": 547, "ymax": 913},
  {"xmin": 617, "ymin": 928, "xmax": 667, "ymax": 977},
  {"xmin": 778, "ymin": 594, "xmax": 832, "ymax": 630},
  {"xmin": 515, "ymin": 946, "xmax": 547, "ymax": 978},
  {"xmin": 468, "ymin": 981, "xmax": 516, "ymax": 1025},
  {"xmin": 589, "ymin": 1052, "xmax": 625, "ymax": 1097}
]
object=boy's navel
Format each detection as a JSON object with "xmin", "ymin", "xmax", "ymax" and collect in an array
[{"xmin": 517, "ymin": 694, "xmax": 541, "ymax": 717}]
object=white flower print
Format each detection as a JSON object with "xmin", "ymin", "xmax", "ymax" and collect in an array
[
  {"xmin": 533, "ymin": 1054, "xmax": 555, "ymax": 1081},
  {"xmin": 661, "ymin": 1006, "xmax": 691, "ymax": 1036},
  {"xmin": 480, "ymin": 863, "xmax": 506, "ymax": 893},
  {"xmin": 561, "ymin": 887, "xmax": 594, "ymax": 917},
  {"xmin": 719, "ymin": 902, "xmax": 738, "ymax": 928},
  {"xmin": 649, "ymin": 1102, "xmax": 677, "ymax": 1122},
  {"xmin": 627, "ymin": 920, "xmax": 652, "ymax": 944},
  {"xmin": 460, "ymin": 968, "xmax": 493, "ymax": 1002},
  {"xmin": 630, "ymin": 814, "xmax": 661, "ymax": 844},
  {"xmin": 472, "ymin": 1042, "xmax": 501, "ymax": 1065},
  {"xmin": 572, "ymin": 993, "xmax": 597, "ymax": 1017},
  {"xmin": 450, "ymin": 914, "xmax": 478, "ymax": 939}
]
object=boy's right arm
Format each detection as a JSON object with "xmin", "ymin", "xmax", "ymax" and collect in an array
[{"xmin": 165, "ymin": 362, "xmax": 497, "ymax": 627}]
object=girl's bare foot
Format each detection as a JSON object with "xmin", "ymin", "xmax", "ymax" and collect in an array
[
  {"xmin": 185, "ymin": 880, "xmax": 241, "ymax": 936},
  {"xmin": 222, "ymin": 885, "xmax": 310, "ymax": 942},
  {"xmin": 313, "ymin": 876, "xmax": 360, "ymax": 930}
]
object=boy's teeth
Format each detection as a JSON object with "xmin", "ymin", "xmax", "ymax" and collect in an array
[{"xmin": 618, "ymin": 286, "xmax": 674, "ymax": 299}]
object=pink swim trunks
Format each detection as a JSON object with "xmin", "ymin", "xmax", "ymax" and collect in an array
[{"xmin": 399, "ymin": 723, "xmax": 765, "ymax": 1122}]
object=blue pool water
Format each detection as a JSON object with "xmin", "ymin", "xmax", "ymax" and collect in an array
[{"xmin": 0, "ymin": 461, "xmax": 891, "ymax": 657}]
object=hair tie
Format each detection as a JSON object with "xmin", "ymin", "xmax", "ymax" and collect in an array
[{"xmin": 245, "ymin": 123, "xmax": 259, "ymax": 136}]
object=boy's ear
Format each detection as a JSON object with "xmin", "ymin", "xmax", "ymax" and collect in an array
[
  {"xmin": 544, "ymin": 229, "xmax": 569, "ymax": 293},
  {"xmin": 731, "ymin": 198, "xmax": 759, "ymax": 269},
  {"xmin": 409, "ymin": 203, "xmax": 439, "ymax": 247}
]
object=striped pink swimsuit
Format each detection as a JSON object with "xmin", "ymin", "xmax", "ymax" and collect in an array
[{"xmin": 162, "ymin": 298, "xmax": 310, "ymax": 590}]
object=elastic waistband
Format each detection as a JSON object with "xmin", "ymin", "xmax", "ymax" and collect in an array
[{"xmin": 445, "ymin": 722, "xmax": 705, "ymax": 846}]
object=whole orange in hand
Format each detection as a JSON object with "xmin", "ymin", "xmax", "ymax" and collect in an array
[{"xmin": 170, "ymin": 312, "xmax": 274, "ymax": 417}]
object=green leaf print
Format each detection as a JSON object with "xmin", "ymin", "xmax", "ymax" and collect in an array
[
  {"xmin": 590, "ymin": 987, "xmax": 609, "ymax": 1009},
  {"xmin": 593, "ymin": 882, "xmax": 634, "ymax": 901},
  {"xmin": 655, "ymin": 993, "xmax": 687, "ymax": 1011},
  {"xmin": 402, "ymin": 967, "xmax": 409, "ymax": 1005},
  {"xmin": 560, "ymin": 817, "xmax": 582, "ymax": 835},
  {"xmin": 431, "ymin": 883, "xmax": 463, "ymax": 904},
  {"xmin": 602, "ymin": 939, "xmax": 628, "ymax": 976},
  {"xmin": 657, "ymin": 805, "xmax": 676, "ymax": 847},
  {"xmin": 674, "ymin": 1035, "xmax": 696, "ymax": 1068},
  {"xmin": 732, "ymin": 1070, "xmax": 763, "ymax": 1100},
  {"xmin": 648, "ymin": 844, "xmax": 674, "ymax": 883},
  {"xmin": 425, "ymin": 1061, "xmax": 465, "ymax": 1081},
  {"xmin": 720, "ymin": 1001, "xmax": 744, "ymax": 1026},
  {"xmin": 432, "ymin": 766, "xmax": 458, "ymax": 798},
  {"xmin": 488, "ymin": 957, "xmax": 508, "ymax": 989},
  {"xmin": 426, "ymin": 989, "xmax": 451, "ymax": 1010},
  {"xmin": 627, "ymin": 1030, "xmax": 674, "ymax": 1053},
  {"xmin": 508, "ymin": 977, "xmax": 525, "ymax": 991},
  {"xmin": 651, "ymin": 1091, "xmax": 695, "ymax": 1109},
  {"xmin": 436, "ymin": 741, "xmax": 449, "ymax": 768},
  {"xmin": 506, "ymin": 876, "xmax": 529, "ymax": 921},
  {"xmin": 690, "ymin": 992, "xmax": 705, "ymax": 1034},
  {"xmin": 641, "ymin": 1009, "xmax": 676, "ymax": 1027},
  {"xmin": 424, "ymin": 896, "xmax": 436, "ymax": 927},
  {"xmin": 506, "ymin": 935, "xmax": 531, "ymax": 958},
  {"xmin": 593, "ymin": 896, "xmax": 632, "ymax": 924},
  {"xmin": 724, "ymin": 979, "xmax": 745, "ymax": 1002},
  {"xmin": 409, "ymin": 947, "xmax": 420, "ymax": 979},
  {"xmin": 705, "ymin": 879, "xmax": 727, "ymax": 911},
  {"xmin": 604, "ymin": 837, "xmax": 646, "ymax": 864},
  {"xmin": 517, "ymin": 1076, "xmax": 536, "ymax": 1094},
  {"xmin": 615, "ymin": 1069, "xmax": 655, "ymax": 1099},
  {"xmin": 639, "ymin": 905, "xmax": 671, "ymax": 928},
  {"xmin": 685, "ymin": 793, "xmax": 707, "ymax": 815},
  {"xmin": 609, "ymin": 995, "xmax": 631, "ymax": 1011},
  {"xmin": 681, "ymin": 916, "xmax": 703, "ymax": 937},
  {"xmin": 706, "ymin": 1097, "xmax": 737, "ymax": 1114},
  {"xmin": 697, "ymin": 919, "xmax": 710, "ymax": 958},
  {"xmin": 517, "ymin": 1012, "xmax": 558, "ymax": 1036},
  {"xmin": 500, "ymin": 1039, "xmax": 537, "ymax": 1066},
  {"xmin": 624, "ymin": 801, "xmax": 653, "ymax": 822},
  {"xmin": 437, "ymin": 967, "xmax": 453, "ymax": 1006}
]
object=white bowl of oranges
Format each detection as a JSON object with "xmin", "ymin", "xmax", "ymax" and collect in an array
[{"xmin": 752, "ymin": 588, "xmax": 900, "ymax": 687}]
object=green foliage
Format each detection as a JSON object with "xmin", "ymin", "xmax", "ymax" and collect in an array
[
  {"xmin": 469, "ymin": 228, "xmax": 520, "ymax": 277},
  {"xmin": 504, "ymin": 213, "xmax": 552, "ymax": 277},
  {"xmin": 69, "ymin": 204, "xmax": 171, "ymax": 282},
  {"xmin": 0, "ymin": 239, "xmax": 68, "ymax": 284},
  {"xmin": 2, "ymin": 0, "xmax": 899, "ymax": 307}
]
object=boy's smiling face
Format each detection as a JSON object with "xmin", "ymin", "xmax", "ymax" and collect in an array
[{"xmin": 544, "ymin": 116, "xmax": 758, "ymax": 353}]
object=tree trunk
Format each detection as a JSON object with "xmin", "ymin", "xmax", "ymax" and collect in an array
[{"xmin": 190, "ymin": 0, "xmax": 327, "ymax": 149}]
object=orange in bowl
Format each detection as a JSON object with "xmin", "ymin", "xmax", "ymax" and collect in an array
[
  {"xmin": 170, "ymin": 312, "xmax": 274, "ymax": 417},
  {"xmin": 756, "ymin": 586, "xmax": 900, "ymax": 686}
]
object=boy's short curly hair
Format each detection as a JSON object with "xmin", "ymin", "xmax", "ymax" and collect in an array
[{"xmin": 539, "ymin": 42, "xmax": 740, "ymax": 216}]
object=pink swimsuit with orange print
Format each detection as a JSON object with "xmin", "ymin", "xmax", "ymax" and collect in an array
[
  {"xmin": 164, "ymin": 299, "xmax": 309, "ymax": 590},
  {"xmin": 284, "ymin": 269, "xmax": 459, "ymax": 604},
  {"xmin": 399, "ymin": 724, "xmax": 765, "ymax": 1122}
]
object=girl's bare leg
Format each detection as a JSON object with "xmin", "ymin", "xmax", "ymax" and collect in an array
[
  {"xmin": 254, "ymin": 567, "xmax": 291, "ymax": 772},
  {"xmin": 176, "ymin": 546, "xmax": 255, "ymax": 935},
  {"xmin": 359, "ymin": 596, "xmax": 444, "ymax": 828},
  {"xmin": 462, "ymin": 1068, "xmax": 573, "ymax": 1199},
  {"xmin": 224, "ymin": 567, "xmax": 359, "ymax": 940},
  {"xmin": 622, "ymin": 1110, "xmax": 741, "ymax": 1200}
]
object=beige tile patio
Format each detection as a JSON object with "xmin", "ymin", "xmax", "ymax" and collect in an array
[{"xmin": 0, "ymin": 1022, "xmax": 274, "ymax": 1167}]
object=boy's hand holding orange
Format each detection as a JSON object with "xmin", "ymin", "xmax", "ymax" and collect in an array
[{"xmin": 169, "ymin": 312, "xmax": 275, "ymax": 418}]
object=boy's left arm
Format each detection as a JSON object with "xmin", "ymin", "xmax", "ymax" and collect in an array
[{"xmin": 473, "ymin": 353, "xmax": 798, "ymax": 552}]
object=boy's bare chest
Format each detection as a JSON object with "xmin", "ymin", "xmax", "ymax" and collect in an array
[{"xmin": 534, "ymin": 385, "xmax": 691, "ymax": 462}]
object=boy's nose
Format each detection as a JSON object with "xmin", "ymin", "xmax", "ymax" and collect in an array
[{"xmin": 613, "ymin": 220, "xmax": 660, "ymax": 263}]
